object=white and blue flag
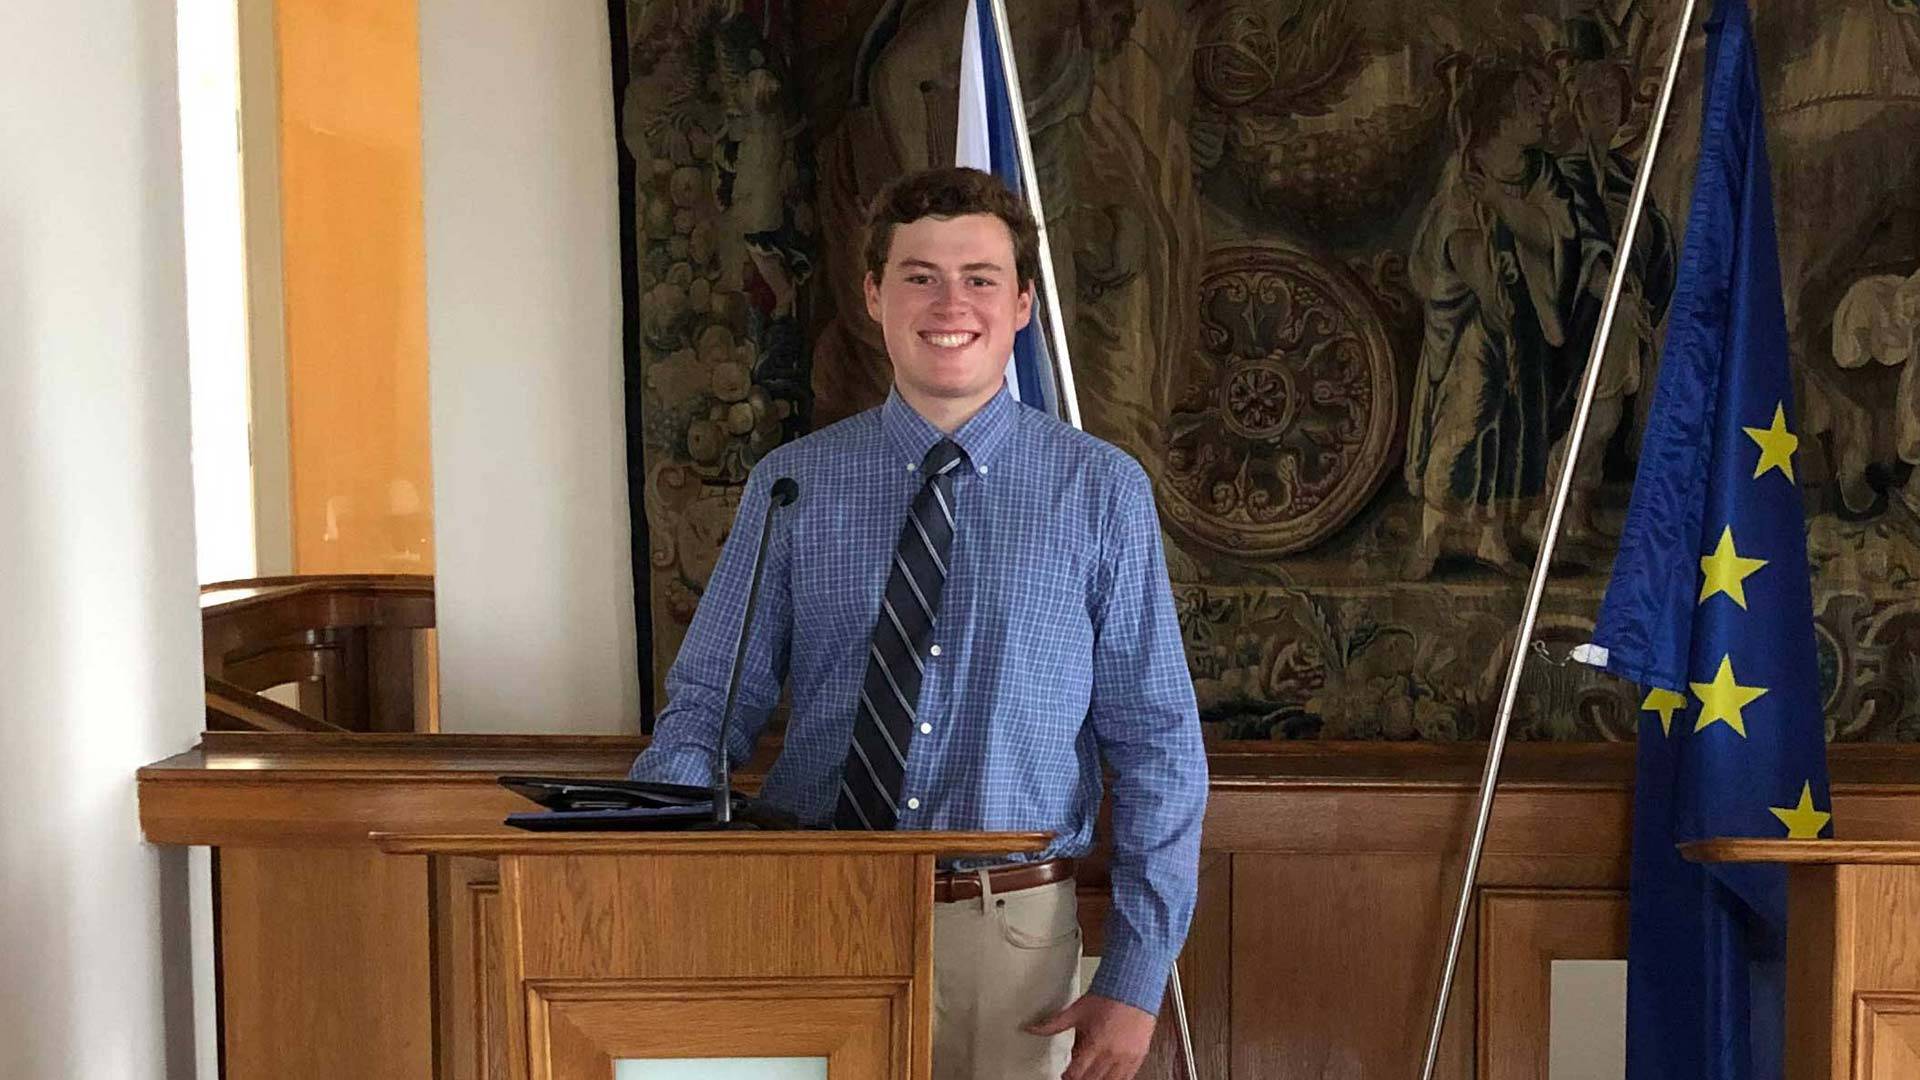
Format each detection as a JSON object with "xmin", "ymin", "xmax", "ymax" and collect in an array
[{"xmin": 956, "ymin": 0, "xmax": 1060, "ymax": 416}]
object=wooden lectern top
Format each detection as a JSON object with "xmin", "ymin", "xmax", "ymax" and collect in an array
[
  {"xmin": 372, "ymin": 829, "xmax": 1051, "ymax": 858},
  {"xmin": 1680, "ymin": 838, "xmax": 1920, "ymax": 865}
]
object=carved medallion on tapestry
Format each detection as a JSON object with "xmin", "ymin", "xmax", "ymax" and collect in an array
[{"xmin": 1161, "ymin": 243, "xmax": 1400, "ymax": 556}]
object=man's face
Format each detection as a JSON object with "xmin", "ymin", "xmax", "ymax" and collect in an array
[{"xmin": 864, "ymin": 213, "xmax": 1034, "ymax": 411}]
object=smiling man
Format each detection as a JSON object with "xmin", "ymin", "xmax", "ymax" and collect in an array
[{"xmin": 629, "ymin": 166, "xmax": 1207, "ymax": 1080}]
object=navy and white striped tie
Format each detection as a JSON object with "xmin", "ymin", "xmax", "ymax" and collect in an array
[{"xmin": 834, "ymin": 439, "xmax": 966, "ymax": 830}]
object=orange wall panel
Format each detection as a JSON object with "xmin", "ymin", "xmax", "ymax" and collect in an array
[{"xmin": 277, "ymin": 0, "xmax": 433, "ymax": 573}]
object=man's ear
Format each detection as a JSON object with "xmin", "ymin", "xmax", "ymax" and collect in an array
[
  {"xmin": 1014, "ymin": 281, "xmax": 1034, "ymax": 332},
  {"xmin": 864, "ymin": 271, "xmax": 883, "ymax": 323}
]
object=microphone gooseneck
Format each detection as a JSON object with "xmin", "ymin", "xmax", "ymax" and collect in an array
[{"xmin": 712, "ymin": 477, "xmax": 799, "ymax": 826}]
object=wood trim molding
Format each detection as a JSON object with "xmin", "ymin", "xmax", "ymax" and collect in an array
[
  {"xmin": 1685, "ymin": 840, "xmax": 1920, "ymax": 865},
  {"xmin": 1853, "ymin": 991, "xmax": 1920, "ymax": 1080},
  {"xmin": 1477, "ymin": 888, "xmax": 1628, "ymax": 1080},
  {"xmin": 376, "ymin": 830, "xmax": 1050, "ymax": 857},
  {"xmin": 434, "ymin": 856, "xmax": 505, "ymax": 1080},
  {"xmin": 528, "ymin": 978, "xmax": 907, "ymax": 1080}
]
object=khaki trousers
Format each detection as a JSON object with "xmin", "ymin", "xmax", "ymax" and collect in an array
[{"xmin": 931, "ymin": 874, "xmax": 1082, "ymax": 1080}]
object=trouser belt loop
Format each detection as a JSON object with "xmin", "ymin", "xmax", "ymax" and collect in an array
[{"xmin": 975, "ymin": 866, "xmax": 996, "ymax": 914}]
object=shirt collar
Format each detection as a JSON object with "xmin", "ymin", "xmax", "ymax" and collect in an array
[{"xmin": 881, "ymin": 383, "xmax": 1019, "ymax": 474}]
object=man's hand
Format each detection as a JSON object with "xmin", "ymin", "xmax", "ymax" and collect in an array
[{"xmin": 1023, "ymin": 992, "xmax": 1155, "ymax": 1080}]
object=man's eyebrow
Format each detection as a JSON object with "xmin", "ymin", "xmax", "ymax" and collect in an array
[{"xmin": 895, "ymin": 258, "xmax": 1007, "ymax": 273}]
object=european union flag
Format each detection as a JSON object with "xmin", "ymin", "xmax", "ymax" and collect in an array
[{"xmin": 1578, "ymin": 1, "xmax": 1834, "ymax": 1077}]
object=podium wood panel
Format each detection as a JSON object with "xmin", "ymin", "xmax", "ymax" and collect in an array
[
  {"xmin": 1809, "ymin": 864, "xmax": 1920, "ymax": 1080},
  {"xmin": 534, "ymin": 981, "xmax": 902, "ymax": 1079},
  {"xmin": 508, "ymin": 853, "xmax": 918, "ymax": 980},
  {"xmin": 1686, "ymin": 841, "xmax": 1920, "ymax": 1080},
  {"xmin": 1855, "ymin": 993, "xmax": 1920, "ymax": 1080},
  {"xmin": 475, "ymin": 840, "xmax": 954, "ymax": 1080}
]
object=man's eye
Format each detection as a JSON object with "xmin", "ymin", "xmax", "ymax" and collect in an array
[
  {"xmin": 907, "ymin": 275, "xmax": 934, "ymax": 285},
  {"xmin": 969, "ymin": 277, "xmax": 996, "ymax": 288}
]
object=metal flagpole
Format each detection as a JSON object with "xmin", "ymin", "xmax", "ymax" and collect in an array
[
  {"xmin": 981, "ymin": 7, "xmax": 1197, "ymax": 1077},
  {"xmin": 1168, "ymin": 964, "xmax": 1199, "ymax": 1079},
  {"xmin": 1416, "ymin": 1, "xmax": 1703, "ymax": 1076},
  {"xmin": 985, "ymin": 0, "xmax": 1083, "ymax": 429}
]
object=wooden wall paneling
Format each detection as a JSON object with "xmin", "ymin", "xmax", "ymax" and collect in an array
[
  {"xmin": 136, "ymin": 737, "xmax": 1920, "ymax": 1079},
  {"xmin": 1476, "ymin": 888, "xmax": 1629, "ymax": 1080},
  {"xmin": 1853, "ymin": 992, "xmax": 1920, "ymax": 1080},
  {"xmin": 1186, "ymin": 851, "xmax": 1235, "ymax": 1080},
  {"xmin": 434, "ymin": 856, "xmax": 505, "ymax": 1080},
  {"xmin": 1230, "ymin": 853, "xmax": 1474, "ymax": 1079},
  {"xmin": 1202, "ymin": 785, "xmax": 1633, "ymax": 890},
  {"xmin": 219, "ymin": 846, "xmax": 434, "ymax": 1079},
  {"xmin": 1128, "ymin": 850, "xmax": 1231, "ymax": 1080}
]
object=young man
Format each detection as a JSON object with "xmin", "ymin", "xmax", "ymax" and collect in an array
[{"xmin": 628, "ymin": 166, "xmax": 1207, "ymax": 1080}]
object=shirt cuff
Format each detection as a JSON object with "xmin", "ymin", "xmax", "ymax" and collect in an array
[
  {"xmin": 1087, "ymin": 943, "xmax": 1172, "ymax": 1017},
  {"xmin": 625, "ymin": 748, "xmax": 710, "ymax": 786}
]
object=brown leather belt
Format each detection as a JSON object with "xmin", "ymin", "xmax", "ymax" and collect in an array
[{"xmin": 932, "ymin": 858, "xmax": 1076, "ymax": 903}]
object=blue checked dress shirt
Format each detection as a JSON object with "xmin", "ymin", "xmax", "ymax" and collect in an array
[{"xmin": 629, "ymin": 384, "xmax": 1208, "ymax": 1014}]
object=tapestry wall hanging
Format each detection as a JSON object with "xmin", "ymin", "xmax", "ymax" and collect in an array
[{"xmin": 612, "ymin": 0, "xmax": 1920, "ymax": 742}]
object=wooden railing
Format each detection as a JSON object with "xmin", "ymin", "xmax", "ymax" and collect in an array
[{"xmin": 201, "ymin": 574, "xmax": 435, "ymax": 733}]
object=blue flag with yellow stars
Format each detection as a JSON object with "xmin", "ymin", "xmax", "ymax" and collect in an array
[{"xmin": 1577, "ymin": 0, "xmax": 1833, "ymax": 1077}]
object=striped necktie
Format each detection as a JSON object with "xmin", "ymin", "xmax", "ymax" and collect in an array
[{"xmin": 834, "ymin": 438, "xmax": 966, "ymax": 830}]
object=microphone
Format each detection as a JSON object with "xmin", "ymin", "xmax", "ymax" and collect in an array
[
  {"xmin": 496, "ymin": 477, "xmax": 799, "ymax": 832},
  {"xmin": 710, "ymin": 476, "xmax": 798, "ymax": 826}
]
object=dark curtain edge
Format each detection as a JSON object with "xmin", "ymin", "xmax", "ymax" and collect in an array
[{"xmin": 606, "ymin": 0, "xmax": 656, "ymax": 731}]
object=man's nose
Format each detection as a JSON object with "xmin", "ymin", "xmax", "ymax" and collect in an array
[{"xmin": 930, "ymin": 280, "xmax": 967, "ymax": 310}]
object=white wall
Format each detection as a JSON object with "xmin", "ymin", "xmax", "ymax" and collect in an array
[
  {"xmin": 0, "ymin": 2, "xmax": 207, "ymax": 1075},
  {"xmin": 180, "ymin": 0, "xmax": 257, "ymax": 584},
  {"xmin": 419, "ymin": 0, "xmax": 641, "ymax": 733}
]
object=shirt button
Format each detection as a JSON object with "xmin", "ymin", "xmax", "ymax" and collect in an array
[
  {"xmin": 906, "ymin": 797, "xmax": 920, "ymax": 810},
  {"xmin": 919, "ymin": 722, "xmax": 932, "ymax": 734},
  {"xmin": 977, "ymin": 465, "xmax": 990, "ymax": 476},
  {"xmin": 905, "ymin": 462, "xmax": 917, "ymax": 472},
  {"xmin": 929, "ymin": 644, "xmax": 942, "ymax": 657}
]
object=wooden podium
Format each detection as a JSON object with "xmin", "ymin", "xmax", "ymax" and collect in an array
[
  {"xmin": 374, "ymin": 830, "xmax": 1048, "ymax": 1080},
  {"xmin": 1684, "ymin": 840, "xmax": 1920, "ymax": 1080}
]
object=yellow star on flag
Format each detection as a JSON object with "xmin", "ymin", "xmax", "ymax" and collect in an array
[
  {"xmin": 1642, "ymin": 687, "xmax": 1688, "ymax": 736},
  {"xmin": 1743, "ymin": 402, "xmax": 1798, "ymax": 481},
  {"xmin": 1768, "ymin": 782, "xmax": 1831, "ymax": 839},
  {"xmin": 1690, "ymin": 655, "xmax": 1768, "ymax": 737},
  {"xmin": 1698, "ymin": 526, "xmax": 1768, "ymax": 608}
]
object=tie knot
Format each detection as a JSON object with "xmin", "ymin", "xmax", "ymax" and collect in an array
[{"xmin": 922, "ymin": 439, "xmax": 966, "ymax": 478}]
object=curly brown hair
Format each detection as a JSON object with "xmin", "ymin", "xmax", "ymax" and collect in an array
[{"xmin": 862, "ymin": 166, "xmax": 1040, "ymax": 290}]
